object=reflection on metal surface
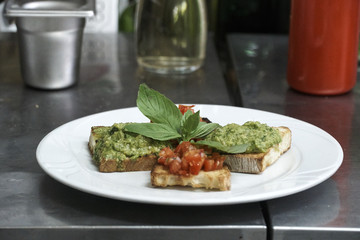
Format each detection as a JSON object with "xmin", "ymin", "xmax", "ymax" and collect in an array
[
  {"xmin": 135, "ymin": 66, "xmax": 216, "ymax": 105},
  {"xmin": 228, "ymin": 35, "xmax": 289, "ymax": 112},
  {"xmin": 285, "ymin": 90, "xmax": 356, "ymax": 230},
  {"xmin": 275, "ymin": 180, "xmax": 340, "ymax": 227},
  {"xmin": 81, "ymin": 33, "xmax": 121, "ymax": 93},
  {"xmin": 0, "ymin": 172, "xmax": 65, "ymax": 225},
  {"xmin": 244, "ymin": 42, "xmax": 259, "ymax": 57},
  {"xmin": 85, "ymin": 0, "xmax": 119, "ymax": 33}
]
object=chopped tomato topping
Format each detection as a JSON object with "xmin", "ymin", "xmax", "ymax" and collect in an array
[
  {"xmin": 174, "ymin": 141, "xmax": 196, "ymax": 155},
  {"xmin": 178, "ymin": 104, "xmax": 207, "ymax": 122},
  {"xmin": 157, "ymin": 141, "xmax": 225, "ymax": 176},
  {"xmin": 183, "ymin": 149, "xmax": 205, "ymax": 175},
  {"xmin": 178, "ymin": 104, "xmax": 195, "ymax": 115},
  {"xmin": 168, "ymin": 159, "xmax": 181, "ymax": 174},
  {"xmin": 205, "ymin": 152, "xmax": 225, "ymax": 171},
  {"xmin": 158, "ymin": 147, "xmax": 176, "ymax": 165}
]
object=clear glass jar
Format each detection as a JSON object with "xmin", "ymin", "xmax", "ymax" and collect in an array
[{"xmin": 135, "ymin": 0, "xmax": 207, "ymax": 74}]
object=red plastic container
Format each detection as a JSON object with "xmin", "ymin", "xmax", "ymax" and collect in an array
[{"xmin": 287, "ymin": 0, "xmax": 360, "ymax": 95}]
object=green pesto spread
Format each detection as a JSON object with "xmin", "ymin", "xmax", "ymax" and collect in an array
[
  {"xmin": 92, "ymin": 123, "xmax": 171, "ymax": 168},
  {"xmin": 205, "ymin": 121, "xmax": 282, "ymax": 153}
]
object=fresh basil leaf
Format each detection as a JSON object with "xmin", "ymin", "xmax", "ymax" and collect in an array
[
  {"xmin": 190, "ymin": 122, "xmax": 220, "ymax": 138},
  {"xmin": 181, "ymin": 111, "xmax": 200, "ymax": 141},
  {"xmin": 180, "ymin": 110, "xmax": 193, "ymax": 129},
  {"xmin": 136, "ymin": 84, "xmax": 182, "ymax": 131},
  {"xmin": 124, "ymin": 123, "xmax": 181, "ymax": 141},
  {"xmin": 195, "ymin": 140, "xmax": 249, "ymax": 154}
]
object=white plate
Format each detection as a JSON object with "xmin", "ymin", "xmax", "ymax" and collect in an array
[{"xmin": 36, "ymin": 105, "xmax": 343, "ymax": 205}]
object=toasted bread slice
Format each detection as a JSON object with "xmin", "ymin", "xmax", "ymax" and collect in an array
[
  {"xmin": 151, "ymin": 164, "xmax": 231, "ymax": 191},
  {"xmin": 88, "ymin": 126, "xmax": 160, "ymax": 173},
  {"xmin": 224, "ymin": 126, "xmax": 291, "ymax": 173}
]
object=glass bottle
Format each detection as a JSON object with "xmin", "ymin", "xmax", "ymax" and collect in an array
[{"xmin": 135, "ymin": 0, "xmax": 207, "ymax": 74}]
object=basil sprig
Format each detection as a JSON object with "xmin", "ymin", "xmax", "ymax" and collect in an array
[
  {"xmin": 136, "ymin": 83, "xmax": 182, "ymax": 131},
  {"xmin": 195, "ymin": 140, "xmax": 249, "ymax": 154},
  {"xmin": 124, "ymin": 84, "xmax": 248, "ymax": 154}
]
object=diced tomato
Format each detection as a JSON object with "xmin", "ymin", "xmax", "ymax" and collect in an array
[
  {"xmin": 183, "ymin": 149, "xmax": 205, "ymax": 175},
  {"xmin": 190, "ymin": 164, "xmax": 201, "ymax": 175},
  {"xmin": 213, "ymin": 153, "xmax": 225, "ymax": 169},
  {"xmin": 178, "ymin": 105, "xmax": 195, "ymax": 115},
  {"xmin": 203, "ymin": 152, "xmax": 225, "ymax": 171},
  {"xmin": 174, "ymin": 141, "xmax": 195, "ymax": 156},
  {"xmin": 158, "ymin": 147, "xmax": 176, "ymax": 165},
  {"xmin": 169, "ymin": 159, "xmax": 181, "ymax": 174},
  {"xmin": 157, "ymin": 142, "xmax": 224, "ymax": 175},
  {"xmin": 203, "ymin": 159, "xmax": 214, "ymax": 171},
  {"xmin": 159, "ymin": 147, "xmax": 173, "ymax": 157},
  {"xmin": 178, "ymin": 104, "xmax": 207, "ymax": 123},
  {"xmin": 213, "ymin": 160, "xmax": 222, "ymax": 170},
  {"xmin": 181, "ymin": 158, "xmax": 189, "ymax": 171},
  {"xmin": 158, "ymin": 156, "xmax": 166, "ymax": 165}
]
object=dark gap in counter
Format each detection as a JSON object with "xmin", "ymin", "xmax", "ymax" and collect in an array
[
  {"xmin": 260, "ymin": 201, "xmax": 274, "ymax": 240},
  {"xmin": 214, "ymin": 34, "xmax": 243, "ymax": 107}
]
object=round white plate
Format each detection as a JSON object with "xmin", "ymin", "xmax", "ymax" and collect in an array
[{"xmin": 36, "ymin": 105, "xmax": 343, "ymax": 205}]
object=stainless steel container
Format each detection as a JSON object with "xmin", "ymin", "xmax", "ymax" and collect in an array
[{"xmin": 5, "ymin": 0, "xmax": 95, "ymax": 90}]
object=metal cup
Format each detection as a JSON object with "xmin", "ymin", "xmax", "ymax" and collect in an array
[
  {"xmin": 5, "ymin": 0, "xmax": 95, "ymax": 90},
  {"xmin": 16, "ymin": 17, "xmax": 85, "ymax": 89}
]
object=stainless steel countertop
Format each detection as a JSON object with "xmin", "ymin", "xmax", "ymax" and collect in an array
[
  {"xmin": 227, "ymin": 33, "xmax": 360, "ymax": 239},
  {"xmin": 0, "ymin": 33, "xmax": 266, "ymax": 240}
]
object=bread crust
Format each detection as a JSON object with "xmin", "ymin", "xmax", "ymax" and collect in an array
[
  {"xmin": 151, "ymin": 164, "xmax": 231, "ymax": 191},
  {"xmin": 98, "ymin": 155, "xmax": 158, "ymax": 172}
]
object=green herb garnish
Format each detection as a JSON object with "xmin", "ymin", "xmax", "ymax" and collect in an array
[
  {"xmin": 195, "ymin": 140, "xmax": 249, "ymax": 154},
  {"xmin": 124, "ymin": 84, "xmax": 248, "ymax": 154}
]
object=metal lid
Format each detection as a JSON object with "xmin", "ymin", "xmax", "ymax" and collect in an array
[{"xmin": 5, "ymin": 0, "xmax": 95, "ymax": 17}]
